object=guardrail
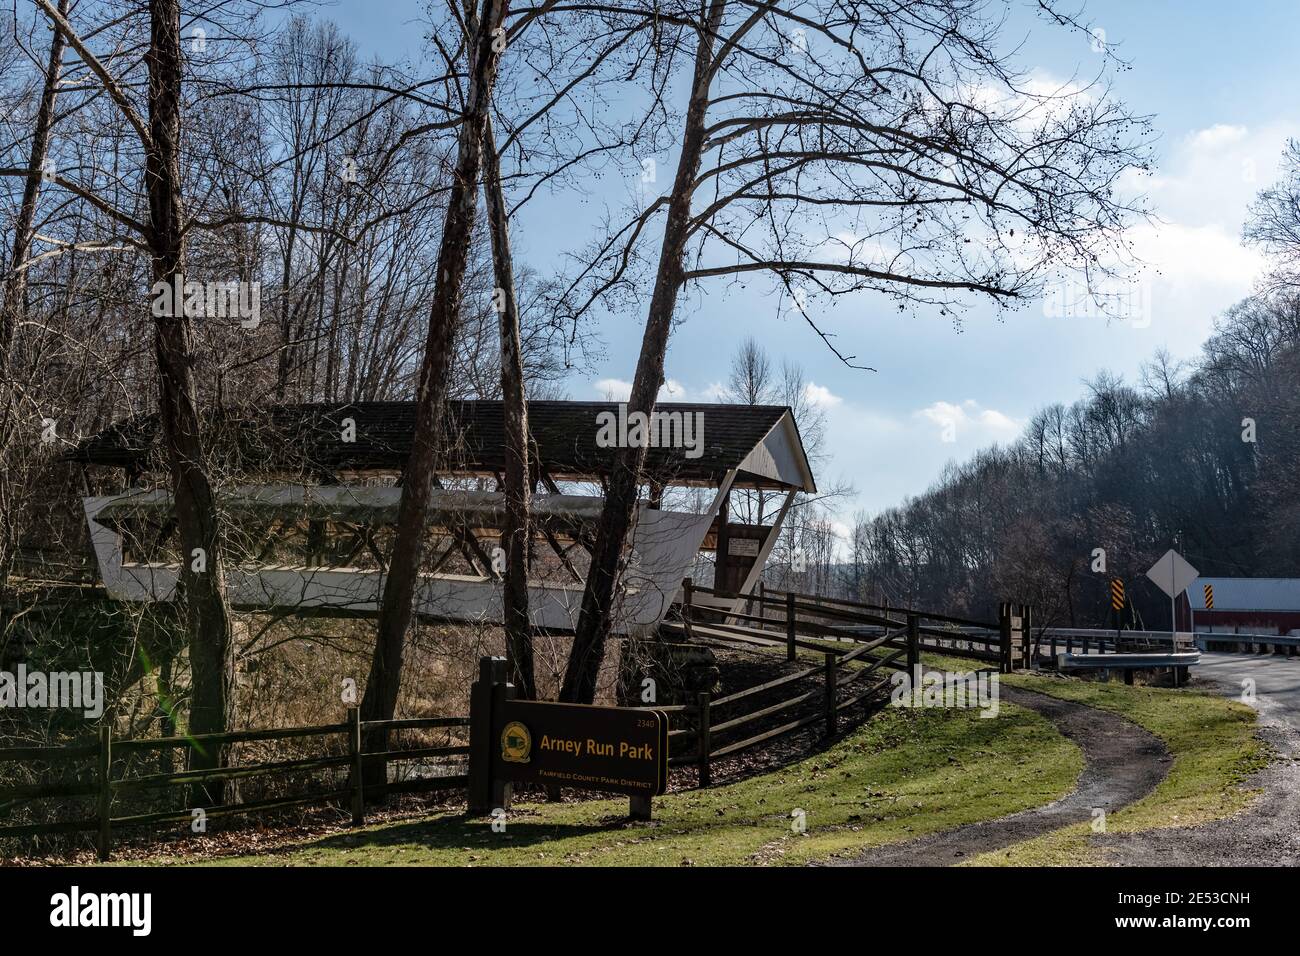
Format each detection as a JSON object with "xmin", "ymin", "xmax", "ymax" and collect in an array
[
  {"xmin": 1056, "ymin": 651, "xmax": 1200, "ymax": 686},
  {"xmin": 1194, "ymin": 632, "xmax": 1300, "ymax": 655}
]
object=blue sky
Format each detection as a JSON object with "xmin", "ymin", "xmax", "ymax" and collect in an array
[{"xmin": 322, "ymin": 0, "xmax": 1300, "ymax": 525}]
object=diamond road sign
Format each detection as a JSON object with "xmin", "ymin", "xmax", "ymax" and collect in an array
[{"xmin": 1146, "ymin": 549, "xmax": 1199, "ymax": 599}]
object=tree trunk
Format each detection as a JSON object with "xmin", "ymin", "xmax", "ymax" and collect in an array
[
  {"xmin": 359, "ymin": 0, "xmax": 512, "ymax": 777},
  {"xmin": 561, "ymin": 1, "xmax": 726, "ymax": 703},
  {"xmin": 0, "ymin": 0, "xmax": 69, "ymax": 605},
  {"xmin": 483, "ymin": 114, "xmax": 535, "ymax": 699},
  {"xmin": 146, "ymin": 0, "xmax": 234, "ymax": 805},
  {"xmin": 0, "ymin": 0, "xmax": 69, "ymax": 369}
]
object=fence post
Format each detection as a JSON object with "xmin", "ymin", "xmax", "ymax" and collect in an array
[
  {"xmin": 998, "ymin": 603, "xmax": 1013, "ymax": 674},
  {"xmin": 1012, "ymin": 603, "xmax": 1021, "ymax": 667},
  {"xmin": 1024, "ymin": 604, "xmax": 1035, "ymax": 668},
  {"xmin": 348, "ymin": 706, "xmax": 364, "ymax": 825},
  {"xmin": 681, "ymin": 577, "xmax": 694, "ymax": 638},
  {"xmin": 469, "ymin": 656, "xmax": 510, "ymax": 814},
  {"xmin": 96, "ymin": 723, "xmax": 112, "ymax": 862},
  {"xmin": 696, "ymin": 692, "xmax": 711, "ymax": 788},
  {"xmin": 906, "ymin": 613, "xmax": 920, "ymax": 677},
  {"xmin": 823, "ymin": 653, "xmax": 837, "ymax": 737},
  {"xmin": 757, "ymin": 580, "xmax": 765, "ymax": 624},
  {"xmin": 786, "ymin": 592, "xmax": 797, "ymax": 662}
]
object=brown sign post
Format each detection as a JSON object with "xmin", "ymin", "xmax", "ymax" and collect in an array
[{"xmin": 469, "ymin": 657, "xmax": 669, "ymax": 820}]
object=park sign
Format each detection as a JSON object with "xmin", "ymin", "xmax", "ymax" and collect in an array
[
  {"xmin": 492, "ymin": 699, "xmax": 669, "ymax": 797},
  {"xmin": 1146, "ymin": 549, "xmax": 1199, "ymax": 599}
]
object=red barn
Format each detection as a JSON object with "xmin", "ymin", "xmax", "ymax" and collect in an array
[{"xmin": 1178, "ymin": 577, "xmax": 1300, "ymax": 636}]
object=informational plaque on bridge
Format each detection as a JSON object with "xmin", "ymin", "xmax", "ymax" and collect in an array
[{"xmin": 492, "ymin": 700, "xmax": 669, "ymax": 797}]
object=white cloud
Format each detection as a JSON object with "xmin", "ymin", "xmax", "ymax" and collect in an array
[
  {"xmin": 1127, "ymin": 222, "xmax": 1266, "ymax": 286},
  {"xmin": 1188, "ymin": 124, "xmax": 1249, "ymax": 151},
  {"xmin": 1130, "ymin": 122, "xmax": 1297, "ymax": 229},
  {"xmin": 915, "ymin": 400, "xmax": 1022, "ymax": 443},
  {"xmin": 592, "ymin": 377, "xmax": 691, "ymax": 402},
  {"xmin": 1101, "ymin": 120, "xmax": 1299, "ymax": 342},
  {"xmin": 803, "ymin": 382, "xmax": 842, "ymax": 408},
  {"xmin": 594, "ymin": 377, "xmax": 633, "ymax": 401}
]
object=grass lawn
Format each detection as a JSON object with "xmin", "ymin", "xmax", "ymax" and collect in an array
[
  {"xmin": 166, "ymin": 701, "xmax": 1082, "ymax": 867},
  {"xmin": 963, "ymin": 672, "xmax": 1265, "ymax": 866}
]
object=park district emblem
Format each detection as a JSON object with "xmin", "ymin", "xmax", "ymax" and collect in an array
[{"xmin": 500, "ymin": 720, "xmax": 531, "ymax": 763}]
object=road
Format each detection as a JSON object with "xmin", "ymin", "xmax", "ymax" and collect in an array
[
  {"xmin": 1195, "ymin": 651, "xmax": 1300, "ymax": 730},
  {"xmin": 1095, "ymin": 650, "xmax": 1300, "ymax": 865}
]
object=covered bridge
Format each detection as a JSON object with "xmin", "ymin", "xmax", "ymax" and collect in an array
[{"xmin": 67, "ymin": 400, "xmax": 816, "ymax": 635}]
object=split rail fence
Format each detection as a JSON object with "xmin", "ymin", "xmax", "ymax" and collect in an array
[
  {"xmin": 0, "ymin": 711, "xmax": 467, "ymax": 861},
  {"xmin": 1, "ymin": 581, "xmax": 1031, "ymax": 859},
  {"xmin": 659, "ymin": 581, "xmax": 1032, "ymax": 782}
]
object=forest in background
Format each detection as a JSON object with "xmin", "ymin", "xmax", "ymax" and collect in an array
[{"xmin": 816, "ymin": 288, "xmax": 1300, "ymax": 630}]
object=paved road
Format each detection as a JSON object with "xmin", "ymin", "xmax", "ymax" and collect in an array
[
  {"xmin": 1098, "ymin": 650, "xmax": 1300, "ymax": 866},
  {"xmin": 1194, "ymin": 651, "xmax": 1300, "ymax": 730},
  {"xmin": 841, "ymin": 654, "xmax": 1300, "ymax": 867}
]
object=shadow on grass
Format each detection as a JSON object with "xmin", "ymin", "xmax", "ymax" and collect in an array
[{"xmin": 259, "ymin": 809, "xmax": 637, "ymax": 860}]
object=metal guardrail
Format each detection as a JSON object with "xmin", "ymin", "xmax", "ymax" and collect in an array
[
  {"xmin": 1041, "ymin": 628, "xmax": 1196, "ymax": 649},
  {"xmin": 1057, "ymin": 651, "xmax": 1201, "ymax": 670},
  {"xmin": 1194, "ymin": 632, "xmax": 1300, "ymax": 652}
]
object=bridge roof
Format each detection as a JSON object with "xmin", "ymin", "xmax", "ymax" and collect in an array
[
  {"xmin": 67, "ymin": 400, "xmax": 816, "ymax": 492},
  {"xmin": 1189, "ymin": 577, "xmax": 1300, "ymax": 612}
]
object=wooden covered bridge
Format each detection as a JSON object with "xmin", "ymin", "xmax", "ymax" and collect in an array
[{"xmin": 65, "ymin": 400, "xmax": 816, "ymax": 635}]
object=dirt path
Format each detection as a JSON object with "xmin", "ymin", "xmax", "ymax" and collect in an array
[
  {"xmin": 836, "ymin": 685, "xmax": 1170, "ymax": 866},
  {"xmin": 1098, "ymin": 673, "xmax": 1300, "ymax": 866}
]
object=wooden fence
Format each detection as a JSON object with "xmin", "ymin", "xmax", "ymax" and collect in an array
[
  {"xmin": 0, "ymin": 709, "xmax": 468, "ymax": 861},
  {"xmin": 650, "ymin": 580, "xmax": 1022, "ymax": 781},
  {"xmin": 1, "ymin": 582, "xmax": 1032, "ymax": 858},
  {"xmin": 679, "ymin": 581, "xmax": 1030, "ymax": 673}
]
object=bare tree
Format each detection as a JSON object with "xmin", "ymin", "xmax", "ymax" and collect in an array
[
  {"xmin": 559, "ymin": 0, "xmax": 1151, "ymax": 701},
  {"xmin": 1246, "ymin": 139, "xmax": 1300, "ymax": 295},
  {"xmin": 0, "ymin": 0, "xmax": 68, "ymax": 369},
  {"xmin": 12, "ymin": 0, "xmax": 238, "ymax": 800},
  {"xmin": 483, "ymin": 112, "xmax": 536, "ymax": 698},
  {"xmin": 724, "ymin": 336, "xmax": 776, "ymax": 405},
  {"xmin": 358, "ymin": 0, "xmax": 512, "ymax": 762}
]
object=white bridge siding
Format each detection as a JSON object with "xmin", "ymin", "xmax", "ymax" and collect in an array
[{"xmin": 83, "ymin": 489, "xmax": 714, "ymax": 636}]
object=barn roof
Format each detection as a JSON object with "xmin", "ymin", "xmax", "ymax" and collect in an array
[
  {"xmin": 1189, "ymin": 577, "xmax": 1300, "ymax": 612},
  {"xmin": 66, "ymin": 400, "xmax": 816, "ymax": 492}
]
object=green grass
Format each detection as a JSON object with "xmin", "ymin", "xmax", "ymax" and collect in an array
[
  {"xmin": 163, "ymin": 701, "xmax": 1082, "ymax": 867},
  {"xmin": 963, "ymin": 672, "xmax": 1266, "ymax": 866}
]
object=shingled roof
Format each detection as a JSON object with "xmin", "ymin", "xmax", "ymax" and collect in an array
[{"xmin": 66, "ymin": 400, "xmax": 815, "ymax": 491}]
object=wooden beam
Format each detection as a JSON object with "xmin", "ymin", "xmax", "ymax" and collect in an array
[
  {"xmin": 728, "ymin": 489, "xmax": 796, "ymax": 620},
  {"xmin": 541, "ymin": 525, "xmax": 584, "ymax": 583}
]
